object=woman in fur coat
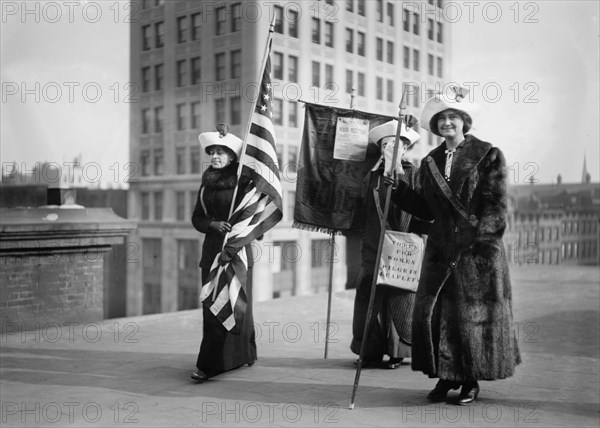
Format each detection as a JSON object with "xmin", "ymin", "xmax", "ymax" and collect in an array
[
  {"xmin": 392, "ymin": 88, "xmax": 521, "ymax": 404},
  {"xmin": 190, "ymin": 124, "xmax": 256, "ymax": 382}
]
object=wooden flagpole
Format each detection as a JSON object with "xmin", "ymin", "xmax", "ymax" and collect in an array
[
  {"xmin": 349, "ymin": 86, "xmax": 408, "ymax": 410},
  {"xmin": 323, "ymin": 84, "xmax": 357, "ymax": 359}
]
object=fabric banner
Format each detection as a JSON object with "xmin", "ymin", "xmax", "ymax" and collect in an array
[
  {"xmin": 293, "ymin": 103, "xmax": 394, "ymax": 233},
  {"xmin": 377, "ymin": 231, "xmax": 424, "ymax": 292}
]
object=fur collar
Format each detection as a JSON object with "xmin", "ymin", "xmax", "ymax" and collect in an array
[{"xmin": 201, "ymin": 163, "xmax": 239, "ymax": 190}]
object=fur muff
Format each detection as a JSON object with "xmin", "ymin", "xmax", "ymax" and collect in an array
[{"xmin": 400, "ymin": 135, "xmax": 521, "ymax": 381}]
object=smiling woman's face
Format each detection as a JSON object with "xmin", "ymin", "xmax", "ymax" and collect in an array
[
  {"xmin": 436, "ymin": 109, "xmax": 464, "ymax": 140},
  {"xmin": 207, "ymin": 146, "xmax": 233, "ymax": 169}
]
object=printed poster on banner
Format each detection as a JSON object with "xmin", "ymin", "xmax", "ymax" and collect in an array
[{"xmin": 333, "ymin": 117, "xmax": 370, "ymax": 161}]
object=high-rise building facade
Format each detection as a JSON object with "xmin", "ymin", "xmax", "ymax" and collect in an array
[{"xmin": 128, "ymin": 0, "xmax": 451, "ymax": 316}]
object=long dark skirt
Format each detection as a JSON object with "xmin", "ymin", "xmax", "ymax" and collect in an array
[
  {"xmin": 195, "ymin": 269, "xmax": 257, "ymax": 378},
  {"xmin": 351, "ymin": 264, "xmax": 413, "ymax": 359}
]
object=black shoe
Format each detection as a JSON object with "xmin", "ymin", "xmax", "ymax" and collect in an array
[
  {"xmin": 386, "ymin": 357, "xmax": 403, "ymax": 369},
  {"xmin": 353, "ymin": 357, "xmax": 382, "ymax": 368},
  {"xmin": 247, "ymin": 361, "xmax": 255, "ymax": 367},
  {"xmin": 191, "ymin": 369, "xmax": 208, "ymax": 382},
  {"xmin": 427, "ymin": 379, "xmax": 460, "ymax": 401},
  {"xmin": 457, "ymin": 381, "xmax": 480, "ymax": 405}
]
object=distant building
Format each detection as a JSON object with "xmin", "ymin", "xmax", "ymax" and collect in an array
[
  {"xmin": 505, "ymin": 179, "xmax": 600, "ymax": 266},
  {"xmin": 127, "ymin": 0, "xmax": 452, "ymax": 315}
]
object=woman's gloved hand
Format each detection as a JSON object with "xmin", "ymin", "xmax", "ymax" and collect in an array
[{"xmin": 208, "ymin": 221, "xmax": 232, "ymax": 235}]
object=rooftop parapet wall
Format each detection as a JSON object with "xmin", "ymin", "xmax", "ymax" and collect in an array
[{"xmin": 0, "ymin": 206, "xmax": 136, "ymax": 332}]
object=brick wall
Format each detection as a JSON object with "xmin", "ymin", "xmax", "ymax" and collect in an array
[{"xmin": 1, "ymin": 252, "xmax": 104, "ymax": 331}]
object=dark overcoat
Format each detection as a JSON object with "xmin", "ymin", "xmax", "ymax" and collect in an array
[
  {"xmin": 394, "ymin": 134, "xmax": 521, "ymax": 381},
  {"xmin": 191, "ymin": 162, "xmax": 256, "ymax": 376}
]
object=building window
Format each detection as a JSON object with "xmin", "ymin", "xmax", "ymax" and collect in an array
[
  {"xmin": 177, "ymin": 16, "xmax": 187, "ymax": 43},
  {"xmin": 376, "ymin": 0, "xmax": 383, "ymax": 22},
  {"xmin": 288, "ymin": 100, "xmax": 298, "ymax": 127},
  {"xmin": 191, "ymin": 12, "xmax": 201, "ymax": 40},
  {"xmin": 177, "ymin": 240, "xmax": 200, "ymax": 310},
  {"xmin": 346, "ymin": 0, "xmax": 354, "ymax": 12},
  {"xmin": 153, "ymin": 191, "xmax": 163, "ymax": 221},
  {"xmin": 413, "ymin": 49, "xmax": 420, "ymax": 71},
  {"xmin": 413, "ymin": 86, "xmax": 420, "ymax": 107},
  {"xmin": 288, "ymin": 145, "xmax": 298, "ymax": 173},
  {"xmin": 231, "ymin": 3, "xmax": 241, "ymax": 32},
  {"xmin": 176, "ymin": 103, "xmax": 186, "ymax": 130},
  {"xmin": 190, "ymin": 101, "xmax": 200, "ymax": 129},
  {"xmin": 154, "ymin": 106, "xmax": 163, "ymax": 133},
  {"xmin": 357, "ymin": 31, "xmax": 365, "ymax": 56},
  {"xmin": 386, "ymin": 41, "xmax": 394, "ymax": 64},
  {"xmin": 357, "ymin": 72, "xmax": 365, "ymax": 96},
  {"xmin": 387, "ymin": 2, "xmax": 394, "ymax": 26},
  {"xmin": 216, "ymin": 6, "xmax": 226, "ymax": 35},
  {"xmin": 357, "ymin": 0, "xmax": 365, "ymax": 16},
  {"xmin": 273, "ymin": 98, "xmax": 283, "ymax": 125},
  {"xmin": 141, "ymin": 66, "xmax": 151, "ymax": 92},
  {"xmin": 155, "ymin": 21, "xmax": 164, "ymax": 48},
  {"xmin": 231, "ymin": 50, "xmax": 241, "ymax": 78},
  {"xmin": 215, "ymin": 98, "xmax": 225, "ymax": 122},
  {"xmin": 190, "ymin": 57, "xmax": 201, "ymax": 85},
  {"xmin": 437, "ymin": 57, "xmax": 443, "ymax": 78},
  {"xmin": 312, "ymin": 18, "xmax": 320, "ymax": 44},
  {"xmin": 346, "ymin": 28, "xmax": 354, "ymax": 53},
  {"xmin": 312, "ymin": 61, "xmax": 320, "ymax": 87},
  {"xmin": 141, "ymin": 192, "xmax": 150, "ymax": 219},
  {"xmin": 176, "ymin": 191, "xmax": 186, "ymax": 220},
  {"xmin": 215, "ymin": 53, "xmax": 226, "ymax": 81},
  {"xmin": 427, "ymin": 18, "xmax": 434, "ymax": 40},
  {"xmin": 387, "ymin": 79, "xmax": 394, "ymax": 102},
  {"xmin": 190, "ymin": 146, "xmax": 200, "ymax": 174},
  {"xmin": 154, "ymin": 149, "xmax": 164, "ymax": 176},
  {"xmin": 376, "ymin": 37, "xmax": 383, "ymax": 61},
  {"xmin": 325, "ymin": 64, "xmax": 334, "ymax": 89},
  {"xmin": 437, "ymin": 22, "xmax": 443, "ymax": 43},
  {"xmin": 176, "ymin": 148, "xmax": 186, "ymax": 175},
  {"xmin": 141, "ymin": 108, "xmax": 151, "ymax": 134},
  {"xmin": 403, "ymin": 9, "xmax": 409, "ymax": 32},
  {"xmin": 230, "ymin": 96, "xmax": 241, "ymax": 125},
  {"xmin": 273, "ymin": 52, "xmax": 284, "ymax": 80},
  {"xmin": 288, "ymin": 55, "xmax": 298, "ymax": 82},
  {"xmin": 376, "ymin": 77, "xmax": 383, "ymax": 100},
  {"xmin": 413, "ymin": 13, "xmax": 420, "ymax": 35},
  {"xmin": 346, "ymin": 69, "xmax": 353, "ymax": 94},
  {"xmin": 289, "ymin": 10, "xmax": 299, "ymax": 37},
  {"xmin": 140, "ymin": 150, "xmax": 150, "ymax": 176},
  {"xmin": 325, "ymin": 22, "xmax": 334, "ymax": 47},
  {"xmin": 176, "ymin": 59, "xmax": 186, "ymax": 87},
  {"xmin": 154, "ymin": 64, "xmax": 163, "ymax": 91},
  {"xmin": 286, "ymin": 191, "xmax": 296, "ymax": 222},
  {"xmin": 274, "ymin": 5, "xmax": 284, "ymax": 34},
  {"xmin": 428, "ymin": 54, "xmax": 434, "ymax": 75},
  {"xmin": 142, "ymin": 24, "xmax": 151, "ymax": 50}
]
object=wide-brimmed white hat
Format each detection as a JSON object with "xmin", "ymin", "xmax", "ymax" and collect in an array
[
  {"xmin": 421, "ymin": 86, "xmax": 481, "ymax": 137},
  {"xmin": 198, "ymin": 124, "xmax": 243, "ymax": 159},
  {"xmin": 368, "ymin": 119, "xmax": 420, "ymax": 148}
]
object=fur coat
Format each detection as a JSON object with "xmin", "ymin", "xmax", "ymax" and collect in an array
[{"xmin": 394, "ymin": 134, "xmax": 521, "ymax": 381}]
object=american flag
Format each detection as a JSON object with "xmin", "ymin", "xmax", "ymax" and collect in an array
[{"xmin": 200, "ymin": 38, "xmax": 283, "ymax": 332}]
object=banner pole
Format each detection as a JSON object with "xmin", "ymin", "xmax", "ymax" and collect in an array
[
  {"xmin": 349, "ymin": 87, "xmax": 408, "ymax": 410},
  {"xmin": 323, "ymin": 230, "xmax": 335, "ymax": 359}
]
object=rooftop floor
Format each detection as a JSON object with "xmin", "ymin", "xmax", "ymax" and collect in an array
[{"xmin": 1, "ymin": 265, "xmax": 599, "ymax": 427}]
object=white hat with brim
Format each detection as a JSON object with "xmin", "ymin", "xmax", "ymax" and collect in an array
[
  {"xmin": 421, "ymin": 91, "xmax": 481, "ymax": 137},
  {"xmin": 368, "ymin": 120, "xmax": 421, "ymax": 148},
  {"xmin": 198, "ymin": 131, "xmax": 243, "ymax": 159}
]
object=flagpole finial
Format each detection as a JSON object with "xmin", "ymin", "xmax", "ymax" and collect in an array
[{"xmin": 269, "ymin": 16, "xmax": 276, "ymax": 32}]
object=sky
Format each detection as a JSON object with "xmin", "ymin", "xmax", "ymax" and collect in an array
[{"xmin": 1, "ymin": 0, "xmax": 598, "ymax": 187}]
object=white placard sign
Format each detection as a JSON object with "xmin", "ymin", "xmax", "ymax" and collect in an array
[
  {"xmin": 377, "ymin": 231, "xmax": 425, "ymax": 292},
  {"xmin": 333, "ymin": 117, "xmax": 370, "ymax": 161}
]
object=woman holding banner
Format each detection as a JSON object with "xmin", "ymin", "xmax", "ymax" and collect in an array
[
  {"xmin": 350, "ymin": 119, "xmax": 426, "ymax": 369},
  {"xmin": 391, "ymin": 88, "xmax": 521, "ymax": 404},
  {"xmin": 190, "ymin": 124, "xmax": 257, "ymax": 382}
]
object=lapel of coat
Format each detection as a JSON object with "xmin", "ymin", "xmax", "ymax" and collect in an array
[{"xmin": 450, "ymin": 135, "xmax": 492, "ymax": 194}]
